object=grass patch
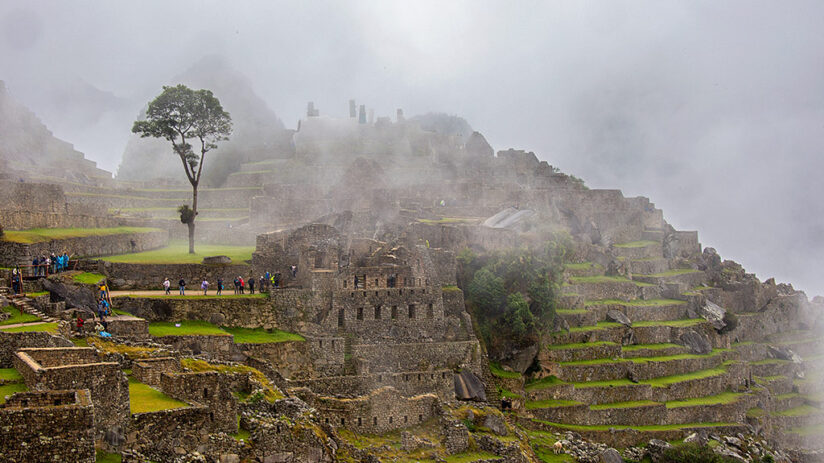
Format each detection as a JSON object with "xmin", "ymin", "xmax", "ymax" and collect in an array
[
  {"xmin": 632, "ymin": 319, "xmax": 706, "ymax": 328},
  {"xmin": 0, "ymin": 368, "xmax": 22, "ymax": 382},
  {"xmin": 566, "ymin": 322, "xmax": 623, "ymax": 333},
  {"xmin": 100, "ymin": 240, "xmax": 254, "ymax": 264},
  {"xmin": 775, "ymin": 405, "xmax": 818, "ymax": 417},
  {"xmin": 590, "ymin": 400, "xmax": 659, "ymax": 410},
  {"xmin": 787, "ymin": 423, "xmax": 824, "ymax": 437},
  {"xmin": 128, "ymin": 377, "xmax": 188, "ymax": 413},
  {"xmin": 489, "ymin": 362, "xmax": 522, "ymax": 379},
  {"xmin": 622, "ymin": 343, "xmax": 682, "ymax": 351},
  {"xmin": 0, "ymin": 305, "xmax": 41, "ymax": 326},
  {"xmin": 586, "ymin": 298, "xmax": 686, "ymax": 307},
  {"xmin": 148, "ymin": 320, "xmax": 229, "ymax": 337},
  {"xmin": 442, "ymin": 285, "xmax": 461, "ymax": 292},
  {"xmin": 71, "ymin": 338, "xmax": 89, "ymax": 347},
  {"xmin": 666, "ymin": 391, "xmax": 744, "ymax": 408},
  {"xmin": 0, "ymin": 322, "xmax": 58, "ymax": 333},
  {"xmin": 546, "ymin": 341, "xmax": 617, "ymax": 350},
  {"xmin": 181, "ymin": 359, "xmax": 283, "ymax": 402},
  {"xmin": 444, "ymin": 452, "xmax": 502, "ymax": 462},
  {"xmin": 569, "ymin": 275, "xmax": 633, "ymax": 284},
  {"xmin": 614, "ymin": 240, "xmax": 658, "ymax": 248},
  {"xmin": 644, "ymin": 367, "xmax": 727, "ymax": 387},
  {"xmin": 417, "ymin": 217, "xmax": 479, "ymax": 224},
  {"xmin": 524, "ymin": 375, "xmax": 567, "ymax": 391},
  {"xmin": 95, "ymin": 450, "xmax": 122, "ymax": 463},
  {"xmin": 1, "ymin": 227, "xmax": 162, "ymax": 244},
  {"xmin": 222, "ymin": 327, "xmax": 305, "ymax": 344},
  {"xmin": 527, "ymin": 430, "xmax": 578, "ymax": 462},
  {"xmin": 525, "ymin": 399, "xmax": 583, "ymax": 409},
  {"xmin": 0, "ymin": 383, "xmax": 28, "ymax": 404},
  {"xmin": 750, "ymin": 358, "xmax": 790, "ymax": 366},
  {"xmin": 638, "ymin": 269, "xmax": 702, "ymax": 278},
  {"xmin": 747, "ymin": 407, "xmax": 766, "ymax": 418},
  {"xmin": 564, "ymin": 262, "xmax": 602, "ymax": 270},
  {"xmin": 556, "ymin": 308, "xmax": 587, "ymax": 315},
  {"xmin": 534, "ymin": 419, "xmax": 736, "ymax": 432},
  {"xmin": 71, "ymin": 272, "xmax": 106, "ymax": 284},
  {"xmin": 498, "ymin": 388, "xmax": 524, "ymax": 399},
  {"xmin": 88, "ymin": 338, "xmax": 159, "ymax": 358},
  {"xmin": 571, "ymin": 378, "xmax": 635, "ymax": 388}
]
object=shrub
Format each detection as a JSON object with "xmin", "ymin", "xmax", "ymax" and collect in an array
[
  {"xmin": 661, "ymin": 443, "xmax": 742, "ymax": 463},
  {"xmin": 720, "ymin": 311, "xmax": 739, "ymax": 334}
]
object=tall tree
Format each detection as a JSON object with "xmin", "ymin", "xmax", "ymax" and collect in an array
[{"xmin": 132, "ymin": 84, "xmax": 232, "ymax": 253}]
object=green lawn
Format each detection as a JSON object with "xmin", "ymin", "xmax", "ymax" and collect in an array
[
  {"xmin": 546, "ymin": 341, "xmax": 617, "ymax": 350},
  {"xmin": 533, "ymin": 419, "xmax": 736, "ymax": 432},
  {"xmin": 0, "ymin": 322, "xmax": 58, "ymax": 333},
  {"xmin": 570, "ymin": 366, "xmax": 728, "ymax": 389},
  {"xmin": 95, "ymin": 450, "xmax": 122, "ymax": 463},
  {"xmin": 590, "ymin": 400, "xmax": 659, "ymax": 410},
  {"xmin": 632, "ymin": 319, "xmax": 706, "ymax": 328},
  {"xmin": 72, "ymin": 272, "xmax": 106, "ymax": 284},
  {"xmin": 524, "ymin": 375, "xmax": 567, "ymax": 391},
  {"xmin": 525, "ymin": 399, "xmax": 583, "ymax": 409},
  {"xmin": 489, "ymin": 362, "xmax": 522, "ymax": 379},
  {"xmin": 0, "ymin": 382, "xmax": 27, "ymax": 404},
  {"xmin": 223, "ymin": 327, "xmax": 305, "ymax": 344},
  {"xmin": 101, "ymin": 240, "xmax": 255, "ymax": 264},
  {"xmin": 148, "ymin": 320, "xmax": 230, "ymax": 337},
  {"xmin": 567, "ymin": 321, "xmax": 622, "ymax": 333},
  {"xmin": 622, "ymin": 343, "xmax": 682, "ymax": 351},
  {"xmin": 1, "ymin": 227, "xmax": 161, "ymax": 244},
  {"xmin": 0, "ymin": 305, "xmax": 41, "ymax": 326},
  {"xmin": 613, "ymin": 240, "xmax": 658, "ymax": 248},
  {"xmin": 0, "ymin": 368, "xmax": 22, "ymax": 382},
  {"xmin": 128, "ymin": 377, "xmax": 188, "ymax": 414},
  {"xmin": 586, "ymin": 298, "xmax": 686, "ymax": 307},
  {"xmin": 666, "ymin": 391, "xmax": 744, "ymax": 408}
]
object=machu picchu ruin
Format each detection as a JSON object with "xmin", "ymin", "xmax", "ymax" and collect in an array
[{"xmin": 1, "ymin": 3, "xmax": 823, "ymax": 463}]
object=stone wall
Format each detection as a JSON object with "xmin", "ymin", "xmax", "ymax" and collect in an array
[
  {"xmin": 133, "ymin": 357, "xmax": 181, "ymax": 388},
  {"xmin": 0, "ymin": 389, "xmax": 95, "ymax": 463},
  {"xmin": 0, "ymin": 330, "xmax": 73, "ymax": 367},
  {"xmin": 128, "ymin": 405, "xmax": 210, "ymax": 462},
  {"xmin": 113, "ymin": 295, "xmax": 272, "ymax": 323},
  {"xmin": 296, "ymin": 386, "xmax": 439, "ymax": 434},
  {"xmin": 85, "ymin": 260, "xmax": 251, "ymax": 290},
  {"xmin": 14, "ymin": 347, "xmax": 130, "ymax": 437},
  {"xmin": 160, "ymin": 371, "xmax": 241, "ymax": 434},
  {"xmin": 150, "ymin": 334, "xmax": 234, "ymax": 360},
  {"xmin": 290, "ymin": 368, "xmax": 454, "ymax": 399},
  {"xmin": 239, "ymin": 339, "xmax": 334, "ymax": 379},
  {"xmin": 0, "ymin": 228, "xmax": 168, "ymax": 267},
  {"xmin": 353, "ymin": 340, "xmax": 482, "ymax": 374},
  {"xmin": 0, "ymin": 180, "xmax": 121, "ymax": 230}
]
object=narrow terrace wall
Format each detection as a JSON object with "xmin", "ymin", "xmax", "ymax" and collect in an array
[
  {"xmin": 128, "ymin": 405, "xmax": 210, "ymax": 462},
  {"xmin": 87, "ymin": 261, "xmax": 251, "ymax": 290},
  {"xmin": 0, "ymin": 331, "xmax": 73, "ymax": 367}
]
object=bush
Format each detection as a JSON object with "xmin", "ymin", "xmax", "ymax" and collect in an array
[
  {"xmin": 661, "ymin": 443, "xmax": 741, "ymax": 463},
  {"xmin": 720, "ymin": 311, "xmax": 739, "ymax": 334},
  {"xmin": 177, "ymin": 204, "xmax": 196, "ymax": 224}
]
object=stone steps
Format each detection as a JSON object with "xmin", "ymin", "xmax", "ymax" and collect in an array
[{"xmin": 10, "ymin": 296, "xmax": 57, "ymax": 323}]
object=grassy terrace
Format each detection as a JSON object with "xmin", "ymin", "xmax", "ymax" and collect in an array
[
  {"xmin": 666, "ymin": 391, "xmax": 744, "ymax": 408},
  {"xmin": 133, "ymin": 186, "xmax": 262, "ymax": 193},
  {"xmin": 524, "ymin": 375, "xmax": 566, "ymax": 391},
  {"xmin": 66, "ymin": 192, "xmax": 187, "ymax": 202},
  {"xmin": 0, "ymin": 305, "xmax": 40, "ymax": 326},
  {"xmin": 0, "ymin": 383, "xmax": 27, "ymax": 405},
  {"xmin": 148, "ymin": 320, "xmax": 230, "ymax": 337},
  {"xmin": 788, "ymin": 424, "xmax": 824, "ymax": 437},
  {"xmin": 490, "ymin": 362, "xmax": 522, "ymax": 379},
  {"xmin": 571, "ymin": 366, "xmax": 728, "ymax": 389},
  {"xmin": 182, "ymin": 359, "xmax": 283, "ymax": 401},
  {"xmin": 613, "ymin": 240, "xmax": 658, "ymax": 248},
  {"xmin": 632, "ymin": 319, "xmax": 706, "ymax": 328},
  {"xmin": 72, "ymin": 272, "xmax": 105, "ymax": 284},
  {"xmin": 1, "ymin": 226, "xmax": 162, "ymax": 244},
  {"xmin": 590, "ymin": 400, "xmax": 658, "ymax": 410},
  {"xmin": 775, "ymin": 405, "xmax": 819, "ymax": 417},
  {"xmin": 566, "ymin": 321, "xmax": 622, "ymax": 333},
  {"xmin": 637, "ymin": 269, "xmax": 703, "ymax": 278},
  {"xmin": 564, "ymin": 262, "xmax": 602, "ymax": 270},
  {"xmin": 101, "ymin": 240, "xmax": 255, "ymax": 264},
  {"xmin": 622, "ymin": 343, "xmax": 682, "ymax": 352},
  {"xmin": 546, "ymin": 341, "xmax": 616, "ymax": 350},
  {"xmin": 0, "ymin": 322, "xmax": 58, "ymax": 333},
  {"xmin": 525, "ymin": 398, "xmax": 583, "ymax": 409},
  {"xmin": 128, "ymin": 377, "xmax": 188, "ymax": 414},
  {"xmin": 223, "ymin": 327, "xmax": 305, "ymax": 343},
  {"xmin": 585, "ymin": 298, "xmax": 686, "ymax": 307},
  {"xmin": 417, "ymin": 217, "xmax": 479, "ymax": 224},
  {"xmin": 0, "ymin": 368, "xmax": 23, "ymax": 383},
  {"xmin": 556, "ymin": 308, "xmax": 587, "ymax": 315},
  {"xmin": 569, "ymin": 275, "xmax": 634, "ymax": 284},
  {"xmin": 559, "ymin": 350, "xmax": 723, "ymax": 367},
  {"xmin": 533, "ymin": 419, "xmax": 736, "ymax": 432}
]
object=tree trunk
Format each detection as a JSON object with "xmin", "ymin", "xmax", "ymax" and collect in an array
[{"xmin": 189, "ymin": 186, "xmax": 198, "ymax": 254}]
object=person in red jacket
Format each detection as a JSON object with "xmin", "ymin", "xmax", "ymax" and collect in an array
[{"xmin": 239, "ymin": 276, "xmax": 245, "ymax": 294}]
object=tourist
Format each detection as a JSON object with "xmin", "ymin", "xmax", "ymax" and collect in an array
[
  {"xmin": 45, "ymin": 255, "xmax": 52, "ymax": 275},
  {"xmin": 50, "ymin": 252, "xmax": 57, "ymax": 273},
  {"xmin": 163, "ymin": 278, "xmax": 171, "ymax": 295},
  {"xmin": 97, "ymin": 299, "xmax": 107, "ymax": 319},
  {"xmin": 273, "ymin": 272, "xmax": 280, "ymax": 288},
  {"xmin": 239, "ymin": 276, "xmax": 245, "ymax": 294},
  {"xmin": 99, "ymin": 282, "xmax": 109, "ymax": 300},
  {"xmin": 178, "ymin": 278, "xmax": 186, "ymax": 295},
  {"xmin": 11, "ymin": 268, "xmax": 20, "ymax": 295},
  {"xmin": 216, "ymin": 278, "xmax": 223, "ymax": 295},
  {"xmin": 248, "ymin": 276, "xmax": 255, "ymax": 294},
  {"xmin": 233, "ymin": 277, "xmax": 240, "ymax": 294},
  {"xmin": 290, "ymin": 265, "xmax": 297, "ymax": 278},
  {"xmin": 32, "ymin": 256, "xmax": 39, "ymax": 276},
  {"xmin": 39, "ymin": 255, "xmax": 46, "ymax": 276},
  {"xmin": 75, "ymin": 315, "xmax": 84, "ymax": 335},
  {"xmin": 201, "ymin": 279, "xmax": 209, "ymax": 295},
  {"xmin": 259, "ymin": 275, "xmax": 266, "ymax": 293}
]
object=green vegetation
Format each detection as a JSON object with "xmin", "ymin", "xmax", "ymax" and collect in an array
[
  {"xmin": 564, "ymin": 262, "xmax": 602, "ymax": 270},
  {"xmin": 555, "ymin": 308, "xmax": 587, "ymax": 315},
  {"xmin": 0, "ymin": 322, "xmax": 58, "ymax": 333},
  {"xmin": 181, "ymin": 359, "xmax": 283, "ymax": 402},
  {"xmin": 497, "ymin": 388, "xmax": 524, "ymax": 399},
  {"xmin": 0, "ymin": 305, "xmax": 40, "ymax": 326},
  {"xmin": 622, "ymin": 343, "xmax": 682, "ymax": 351},
  {"xmin": 590, "ymin": 400, "xmax": 659, "ymax": 410},
  {"xmin": 0, "ymin": 368, "xmax": 23, "ymax": 382},
  {"xmin": 441, "ymin": 285, "xmax": 461, "ymax": 292},
  {"xmin": 526, "ymin": 430, "xmax": 578, "ymax": 463},
  {"xmin": 222, "ymin": 327, "xmax": 305, "ymax": 344},
  {"xmin": 632, "ymin": 319, "xmax": 706, "ymax": 327},
  {"xmin": 525, "ymin": 399, "xmax": 583, "ymax": 409},
  {"xmin": 775, "ymin": 405, "xmax": 817, "ymax": 417},
  {"xmin": 101, "ymin": 240, "xmax": 254, "ymax": 264},
  {"xmin": 1, "ymin": 226, "xmax": 161, "ymax": 244},
  {"xmin": 747, "ymin": 407, "xmax": 766, "ymax": 418},
  {"xmin": 0, "ymin": 382, "xmax": 27, "ymax": 405},
  {"xmin": 569, "ymin": 275, "xmax": 632, "ymax": 284},
  {"xmin": 638, "ymin": 268, "xmax": 703, "ymax": 278},
  {"xmin": 570, "ymin": 366, "xmax": 728, "ymax": 389},
  {"xmin": 666, "ymin": 391, "xmax": 744, "ymax": 408},
  {"xmin": 444, "ymin": 452, "xmax": 502, "ymax": 462},
  {"xmin": 417, "ymin": 217, "xmax": 479, "ymax": 224},
  {"xmin": 489, "ymin": 362, "xmax": 521, "ymax": 379},
  {"xmin": 662, "ymin": 442, "xmax": 744, "ymax": 463},
  {"xmin": 524, "ymin": 375, "xmax": 566, "ymax": 391},
  {"xmin": 787, "ymin": 423, "xmax": 824, "ymax": 437},
  {"xmin": 72, "ymin": 272, "xmax": 106, "ymax": 284},
  {"xmin": 546, "ymin": 341, "xmax": 616, "ymax": 350},
  {"xmin": 26, "ymin": 291, "xmax": 49, "ymax": 297},
  {"xmin": 95, "ymin": 450, "xmax": 122, "ymax": 463},
  {"xmin": 71, "ymin": 338, "xmax": 89, "ymax": 347},
  {"xmin": 534, "ymin": 419, "xmax": 736, "ymax": 432},
  {"xmin": 148, "ymin": 320, "xmax": 229, "ymax": 337},
  {"xmin": 559, "ymin": 350, "xmax": 721, "ymax": 367},
  {"xmin": 128, "ymin": 377, "xmax": 188, "ymax": 413},
  {"xmin": 88, "ymin": 338, "xmax": 159, "ymax": 358},
  {"xmin": 566, "ymin": 321, "xmax": 622, "ymax": 333},
  {"xmin": 613, "ymin": 240, "xmax": 658, "ymax": 248},
  {"xmin": 586, "ymin": 298, "xmax": 685, "ymax": 306}
]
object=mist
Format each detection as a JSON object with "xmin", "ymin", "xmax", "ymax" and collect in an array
[{"xmin": 1, "ymin": 0, "xmax": 823, "ymax": 296}]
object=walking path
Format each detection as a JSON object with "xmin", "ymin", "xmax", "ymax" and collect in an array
[{"xmin": 109, "ymin": 290, "xmax": 266, "ymax": 298}]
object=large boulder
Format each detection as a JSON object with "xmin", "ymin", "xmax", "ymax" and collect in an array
[
  {"xmin": 599, "ymin": 448, "xmax": 622, "ymax": 463},
  {"xmin": 454, "ymin": 370, "xmax": 487, "ymax": 402},
  {"xmin": 680, "ymin": 330, "xmax": 712, "ymax": 355},
  {"xmin": 647, "ymin": 439, "xmax": 673, "ymax": 463},
  {"xmin": 42, "ymin": 277, "xmax": 97, "ymax": 311},
  {"xmin": 606, "ymin": 309, "xmax": 632, "ymax": 327},
  {"xmin": 767, "ymin": 345, "xmax": 803, "ymax": 363},
  {"xmin": 500, "ymin": 342, "xmax": 539, "ymax": 374},
  {"xmin": 202, "ymin": 255, "xmax": 231, "ymax": 265},
  {"xmin": 697, "ymin": 300, "xmax": 727, "ymax": 331},
  {"xmin": 483, "ymin": 413, "xmax": 507, "ymax": 436}
]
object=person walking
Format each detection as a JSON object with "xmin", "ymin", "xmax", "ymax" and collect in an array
[
  {"xmin": 216, "ymin": 278, "xmax": 223, "ymax": 295},
  {"xmin": 248, "ymin": 276, "xmax": 255, "ymax": 294},
  {"xmin": 273, "ymin": 272, "xmax": 280, "ymax": 288},
  {"xmin": 11, "ymin": 268, "xmax": 20, "ymax": 295},
  {"xmin": 32, "ymin": 257, "xmax": 39, "ymax": 276},
  {"xmin": 201, "ymin": 279, "xmax": 209, "ymax": 295},
  {"xmin": 239, "ymin": 276, "xmax": 245, "ymax": 294},
  {"xmin": 259, "ymin": 276, "xmax": 265, "ymax": 293},
  {"xmin": 178, "ymin": 278, "xmax": 186, "ymax": 295},
  {"xmin": 163, "ymin": 278, "xmax": 171, "ymax": 295},
  {"xmin": 233, "ymin": 277, "xmax": 239, "ymax": 295}
]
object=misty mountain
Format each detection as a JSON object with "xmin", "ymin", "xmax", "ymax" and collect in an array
[{"xmin": 116, "ymin": 55, "xmax": 293, "ymax": 186}]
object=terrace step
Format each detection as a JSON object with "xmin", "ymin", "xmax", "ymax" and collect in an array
[
  {"xmin": 750, "ymin": 359, "xmax": 801, "ymax": 378},
  {"xmin": 541, "ymin": 342, "xmax": 621, "ymax": 363},
  {"xmin": 627, "ymin": 258, "xmax": 670, "ymax": 275},
  {"xmin": 563, "ymin": 276, "xmax": 643, "ymax": 301},
  {"xmin": 756, "ymin": 375, "xmax": 795, "ymax": 395},
  {"xmin": 611, "ymin": 241, "xmax": 663, "ymax": 260},
  {"xmin": 556, "ymin": 350, "xmax": 726, "ymax": 383},
  {"xmin": 632, "ymin": 269, "xmax": 707, "ymax": 287},
  {"xmin": 772, "ymin": 393, "xmax": 808, "ymax": 412},
  {"xmin": 772, "ymin": 405, "xmax": 824, "ymax": 429},
  {"xmin": 583, "ymin": 299, "xmax": 689, "ymax": 323},
  {"xmin": 563, "ymin": 262, "xmax": 605, "ymax": 278},
  {"xmin": 664, "ymin": 391, "xmax": 752, "ymax": 424},
  {"xmin": 622, "ymin": 344, "xmax": 688, "ymax": 358},
  {"xmin": 641, "ymin": 229, "xmax": 666, "ymax": 242}
]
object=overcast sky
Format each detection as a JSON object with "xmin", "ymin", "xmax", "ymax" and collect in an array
[{"xmin": 2, "ymin": 0, "xmax": 823, "ymax": 297}]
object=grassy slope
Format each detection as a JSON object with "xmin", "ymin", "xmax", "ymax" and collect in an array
[
  {"xmin": 0, "ymin": 305, "xmax": 40, "ymax": 326},
  {"xmin": 72, "ymin": 272, "xmax": 105, "ymax": 284},
  {"xmin": 101, "ymin": 240, "xmax": 254, "ymax": 264},
  {"xmin": 223, "ymin": 327, "xmax": 305, "ymax": 343},
  {"xmin": 0, "ymin": 322, "xmax": 58, "ymax": 333},
  {"xmin": 0, "ymin": 368, "xmax": 23, "ymax": 382},
  {"xmin": 128, "ymin": 377, "xmax": 188, "ymax": 413},
  {"xmin": 148, "ymin": 320, "xmax": 229, "ymax": 337},
  {"xmin": 2, "ymin": 227, "xmax": 161, "ymax": 244}
]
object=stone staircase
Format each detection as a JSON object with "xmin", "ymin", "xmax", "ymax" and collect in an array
[{"xmin": 8, "ymin": 293, "xmax": 58, "ymax": 323}]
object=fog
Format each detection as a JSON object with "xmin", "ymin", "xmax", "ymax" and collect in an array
[{"xmin": 2, "ymin": 0, "xmax": 823, "ymax": 296}]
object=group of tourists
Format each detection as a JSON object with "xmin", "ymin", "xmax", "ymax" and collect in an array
[
  {"xmin": 31, "ymin": 251, "xmax": 71, "ymax": 276},
  {"xmin": 159, "ymin": 267, "xmax": 296, "ymax": 297}
]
